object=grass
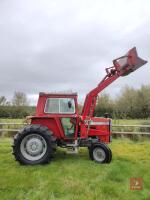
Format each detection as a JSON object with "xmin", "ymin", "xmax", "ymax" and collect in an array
[{"xmin": 0, "ymin": 138, "xmax": 150, "ymax": 200}]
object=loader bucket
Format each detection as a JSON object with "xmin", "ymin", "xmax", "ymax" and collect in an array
[{"xmin": 113, "ymin": 47, "xmax": 147, "ymax": 76}]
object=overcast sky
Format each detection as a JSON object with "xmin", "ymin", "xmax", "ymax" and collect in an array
[{"xmin": 0, "ymin": 0, "xmax": 149, "ymax": 105}]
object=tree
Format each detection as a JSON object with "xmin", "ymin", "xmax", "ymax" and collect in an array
[
  {"xmin": 95, "ymin": 93, "xmax": 114, "ymax": 117},
  {"xmin": 115, "ymin": 86, "xmax": 137, "ymax": 118},
  {"xmin": 134, "ymin": 85, "xmax": 150, "ymax": 118},
  {"xmin": 0, "ymin": 96, "xmax": 10, "ymax": 106},
  {"xmin": 114, "ymin": 85, "xmax": 150, "ymax": 119},
  {"xmin": 12, "ymin": 92, "xmax": 29, "ymax": 106},
  {"xmin": 0, "ymin": 96, "xmax": 7, "ymax": 106}
]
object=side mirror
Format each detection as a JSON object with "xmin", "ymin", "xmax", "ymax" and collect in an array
[
  {"xmin": 68, "ymin": 101, "xmax": 72, "ymax": 109},
  {"xmin": 113, "ymin": 47, "xmax": 147, "ymax": 76}
]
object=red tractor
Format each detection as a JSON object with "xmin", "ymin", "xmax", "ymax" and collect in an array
[{"xmin": 12, "ymin": 47, "xmax": 147, "ymax": 165}]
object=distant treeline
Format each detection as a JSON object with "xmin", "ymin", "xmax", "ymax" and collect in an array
[
  {"xmin": 0, "ymin": 91, "xmax": 35, "ymax": 118},
  {"xmin": 0, "ymin": 86, "xmax": 150, "ymax": 119},
  {"xmin": 95, "ymin": 85, "xmax": 150, "ymax": 119},
  {"xmin": 0, "ymin": 106, "xmax": 35, "ymax": 118}
]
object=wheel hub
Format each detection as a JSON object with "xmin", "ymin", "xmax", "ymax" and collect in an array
[
  {"xmin": 93, "ymin": 147, "xmax": 106, "ymax": 162},
  {"xmin": 26, "ymin": 138, "xmax": 43, "ymax": 156}
]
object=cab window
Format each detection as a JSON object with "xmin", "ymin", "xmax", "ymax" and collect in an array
[{"xmin": 45, "ymin": 98, "xmax": 75, "ymax": 114}]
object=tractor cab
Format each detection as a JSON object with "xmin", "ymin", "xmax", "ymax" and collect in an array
[{"xmin": 34, "ymin": 92, "xmax": 79, "ymax": 139}]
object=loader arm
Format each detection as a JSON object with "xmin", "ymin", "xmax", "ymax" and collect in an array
[{"xmin": 81, "ymin": 47, "xmax": 147, "ymax": 118}]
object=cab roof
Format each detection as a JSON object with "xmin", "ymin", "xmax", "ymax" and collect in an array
[{"xmin": 39, "ymin": 92, "xmax": 78, "ymax": 97}]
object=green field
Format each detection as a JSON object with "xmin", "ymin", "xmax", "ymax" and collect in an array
[{"xmin": 0, "ymin": 138, "xmax": 150, "ymax": 200}]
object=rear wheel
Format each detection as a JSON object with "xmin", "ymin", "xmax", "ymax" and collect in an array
[
  {"xmin": 89, "ymin": 142, "xmax": 112, "ymax": 164},
  {"xmin": 12, "ymin": 125, "xmax": 56, "ymax": 165}
]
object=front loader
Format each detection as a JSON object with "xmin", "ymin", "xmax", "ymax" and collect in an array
[{"xmin": 12, "ymin": 47, "xmax": 147, "ymax": 165}]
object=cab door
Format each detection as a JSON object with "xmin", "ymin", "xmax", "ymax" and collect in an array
[
  {"xmin": 59, "ymin": 98, "xmax": 78, "ymax": 139},
  {"xmin": 61, "ymin": 117, "xmax": 78, "ymax": 139},
  {"xmin": 44, "ymin": 96, "xmax": 78, "ymax": 139}
]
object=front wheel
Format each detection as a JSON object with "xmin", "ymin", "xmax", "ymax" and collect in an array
[
  {"xmin": 12, "ymin": 125, "xmax": 56, "ymax": 165},
  {"xmin": 89, "ymin": 143, "xmax": 112, "ymax": 164}
]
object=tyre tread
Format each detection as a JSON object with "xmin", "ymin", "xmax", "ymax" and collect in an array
[{"xmin": 12, "ymin": 124, "xmax": 56, "ymax": 165}]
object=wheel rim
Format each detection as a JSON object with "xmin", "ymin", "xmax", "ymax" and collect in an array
[
  {"xmin": 20, "ymin": 134, "xmax": 47, "ymax": 161},
  {"xmin": 93, "ymin": 147, "xmax": 106, "ymax": 162}
]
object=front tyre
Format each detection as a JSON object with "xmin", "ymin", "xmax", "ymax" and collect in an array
[
  {"xmin": 12, "ymin": 125, "xmax": 55, "ymax": 165},
  {"xmin": 89, "ymin": 143, "xmax": 112, "ymax": 164}
]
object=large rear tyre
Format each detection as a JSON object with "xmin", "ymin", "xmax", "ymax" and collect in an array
[
  {"xmin": 12, "ymin": 125, "xmax": 56, "ymax": 165},
  {"xmin": 89, "ymin": 142, "xmax": 112, "ymax": 164}
]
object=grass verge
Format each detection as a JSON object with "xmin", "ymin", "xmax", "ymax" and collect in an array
[{"xmin": 0, "ymin": 138, "xmax": 150, "ymax": 200}]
